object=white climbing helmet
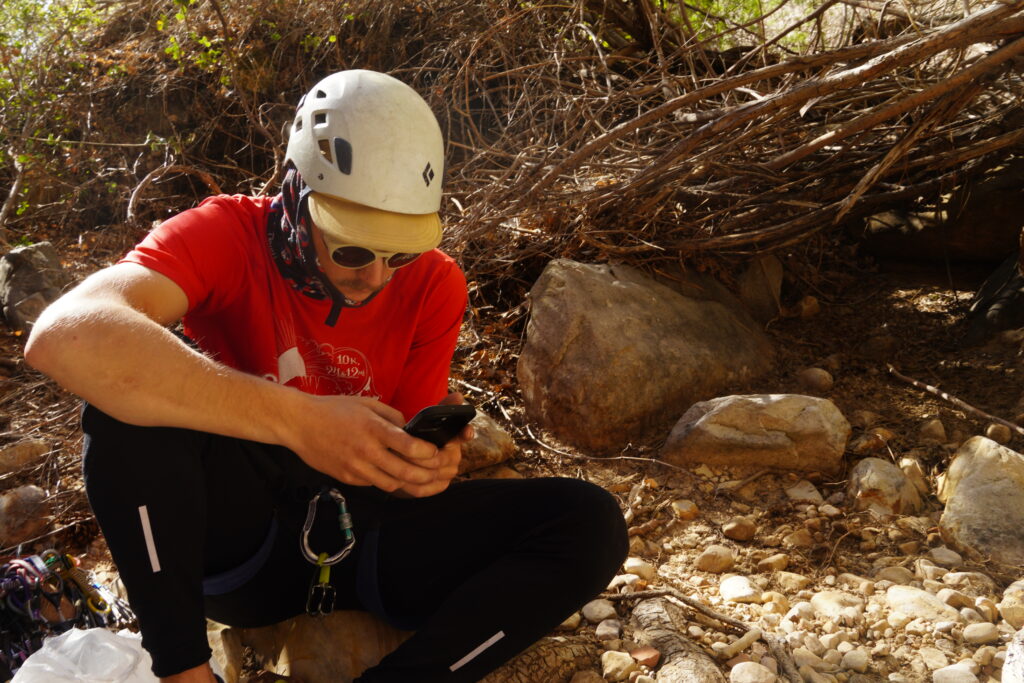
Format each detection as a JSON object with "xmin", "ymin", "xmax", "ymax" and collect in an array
[{"xmin": 285, "ymin": 69, "xmax": 444, "ymax": 253}]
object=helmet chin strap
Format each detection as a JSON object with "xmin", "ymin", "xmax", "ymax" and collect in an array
[{"xmin": 317, "ymin": 274, "xmax": 384, "ymax": 327}]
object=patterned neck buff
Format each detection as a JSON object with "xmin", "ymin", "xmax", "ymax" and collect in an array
[{"xmin": 265, "ymin": 167, "xmax": 381, "ymax": 326}]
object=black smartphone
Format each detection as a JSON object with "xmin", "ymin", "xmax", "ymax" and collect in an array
[{"xmin": 403, "ymin": 404, "xmax": 477, "ymax": 448}]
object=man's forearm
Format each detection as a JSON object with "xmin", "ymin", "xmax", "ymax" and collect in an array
[{"xmin": 25, "ymin": 297, "xmax": 300, "ymax": 448}]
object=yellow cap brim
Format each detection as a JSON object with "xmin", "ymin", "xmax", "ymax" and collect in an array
[{"xmin": 307, "ymin": 193, "xmax": 442, "ymax": 253}]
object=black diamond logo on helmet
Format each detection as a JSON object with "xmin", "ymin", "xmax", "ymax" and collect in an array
[{"xmin": 422, "ymin": 163, "xmax": 435, "ymax": 187}]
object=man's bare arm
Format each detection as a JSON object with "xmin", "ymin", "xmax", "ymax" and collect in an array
[{"xmin": 24, "ymin": 263, "xmax": 443, "ymax": 493}]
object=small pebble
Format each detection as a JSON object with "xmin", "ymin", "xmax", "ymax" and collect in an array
[
  {"xmin": 582, "ymin": 599, "xmax": 617, "ymax": 623},
  {"xmin": 961, "ymin": 622, "xmax": 999, "ymax": 644},
  {"xmin": 623, "ymin": 557, "xmax": 656, "ymax": 582},
  {"xmin": 596, "ymin": 618, "xmax": 622, "ymax": 641},
  {"xmin": 629, "ymin": 645, "xmax": 660, "ymax": 668},
  {"xmin": 671, "ymin": 499, "xmax": 700, "ymax": 520},
  {"xmin": 984, "ymin": 422, "xmax": 1011, "ymax": 444},
  {"xmin": 696, "ymin": 545, "xmax": 736, "ymax": 573},
  {"xmin": 729, "ymin": 661, "xmax": 777, "ymax": 683},
  {"xmin": 920, "ymin": 418, "xmax": 947, "ymax": 442},
  {"xmin": 723, "ymin": 516, "xmax": 758, "ymax": 541},
  {"xmin": 797, "ymin": 367, "xmax": 834, "ymax": 392},
  {"xmin": 601, "ymin": 650, "xmax": 638, "ymax": 682}
]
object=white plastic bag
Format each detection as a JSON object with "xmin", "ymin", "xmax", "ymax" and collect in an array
[{"xmin": 11, "ymin": 628, "xmax": 158, "ymax": 683}]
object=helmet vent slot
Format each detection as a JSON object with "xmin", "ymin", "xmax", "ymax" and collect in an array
[
  {"xmin": 315, "ymin": 89, "xmax": 327, "ymax": 99},
  {"xmin": 314, "ymin": 112, "xmax": 328, "ymax": 126},
  {"xmin": 293, "ymin": 117, "xmax": 303, "ymax": 132},
  {"xmin": 333, "ymin": 138, "xmax": 352, "ymax": 175},
  {"xmin": 317, "ymin": 139, "xmax": 333, "ymax": 163}
]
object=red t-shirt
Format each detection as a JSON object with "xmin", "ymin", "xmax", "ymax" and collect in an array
[{"xmin": 121, "ymin": 195, "xmax": 467, "ymax": 421}]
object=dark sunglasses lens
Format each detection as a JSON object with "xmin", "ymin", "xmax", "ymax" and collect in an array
[
  {"xmin": 331, "ymin": 246, "xmax": 376, "ymax": 268},
  {"xmin": 386, "ymin": 252, "xmax": 420, "ymax": 268}
]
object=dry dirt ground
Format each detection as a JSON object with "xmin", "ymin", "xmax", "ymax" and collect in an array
[{"xmin": 0, "ymin": 246, "xmax": 1020, "ymax": 679}]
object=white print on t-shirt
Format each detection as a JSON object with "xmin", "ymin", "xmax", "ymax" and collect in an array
[{"xmin": 272, "ymin": 338, "xmax": 381, "ymax": 398}]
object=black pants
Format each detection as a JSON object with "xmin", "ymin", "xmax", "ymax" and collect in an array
[{"xmin": 81, "ymin": 405, "xmax": 628, "ymax": 681}]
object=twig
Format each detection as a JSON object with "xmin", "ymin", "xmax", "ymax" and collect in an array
[
  {"xmin": 887, "ymin": 364, "xmax": 1024, "ymax": 438},
  {"xmin": 524, "ymin": 426, "xmax": 696, "ymax": 478},
  {"xmin": 602, "ymin": 587, "xmax": 747, "ymax": 633},
  {"xmin": 126, "ymin": 165, "xmax": 222, "ymax": 225}
]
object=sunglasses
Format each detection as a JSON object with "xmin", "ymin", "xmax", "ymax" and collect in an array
[{"xmin": 321, "ymin": 234, "xmax": 422, "ymax": 270}]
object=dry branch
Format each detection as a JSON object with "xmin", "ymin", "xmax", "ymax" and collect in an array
[{"xmin": 126, "ymin": 165, "xmax": 223, "ymax": 225}]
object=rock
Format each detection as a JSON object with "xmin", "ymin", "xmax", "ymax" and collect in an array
[
  {"xmin": 781, "ymin": 528, "xmax": 814, "ymax": 548},
  {"xmin": 797, "ymin": 367, "xmax": 834, "ymax": 393},
  {"xmin": 776, "ymin": 572, "xmax": 811, "ymax": 592},
  {"xmin": 569, "ymin": 672, "xmax": 605, "ymax": 683},
  {"xmin": 696, "ymin": 545, "xmax": 736, "ymax": 573},
  {"xmin": 936, "ymin": 588, "xmax": 974, "ymax": 609},
  {"xmin": 974, "ymin": 597, "xmax": 998, "ymax": 622},
  {"xmin": 601, "ymin": 650, "xmax": 639, "ymax": 682},
  {"xmin": 985, "ymin": 423, "xmax": 1012, "ymax": 444},
  {"xmin": 559, "ymin": 612, "xmax": 582, "ymax": 630},
  {"xmin": 671, "ymin": 499, "xmax": 700, "ymax": 520},
  {"xmin": 898, "ymin": 456, "xmax": 930, "ymax": 497},
  {"xmin": 0, "ymin": 439, "xmax": 50, "ymax": 476},
  {"xmin": 518, "ymin": 260, "xmax": 773, "ymax": 453},
  {"xmin": 875, "ymin": 566, "xmax": 914, "ymax": 585},
  {"xmin": 662, "ymin": 395, "xmax": 850, "ymax": 475},
  {"xmin": 920, "ymin": 418, "xmax": 947, "ymax": 442},
  {"xmin": 729, "ymin": 661, "xmax": 777, "ymax": 683},
  {"xmin": 459, "ymin": 411, "xmax": 515, "ymax": 473},
  {"xmin": 623, "ymin": 557, "xmax": 657, "ymax": 582},
  {"xmin": 720, "ymin": 575, "xmax": 762, "ymax": 604},
  {"xmin": 0, "ymin": 242, "xmax": 68, "ymax": 333},
  {"xmin": 927, "ymin": 547, "xmax": 964, "ymax": 569},
  {"xmin": 1005, "ymin": 627, "xmax": 1024, "ymax": 682},
  {"xmin": 811, "ymin": 592, "xmax": 865, "ymax": 623},
  {"xmin": 796, "ymin": 295, "xmax": 820, "ymax": 318},
  {"xmin": 886, "ymin": 585, "xmax": 961, "ymax": 623},
  {"xmin": 785, "ymin": 480, "xmax": 825, "ymax": 505},
  {"xmin": 737, "ymin": 254, "xmax": 784, "ymax": 323},
  {"xmin": 595, "ymin": 618, "xmax": 621, "ymax": 641},
  {"xmin": 224, "ymin": 610, "xmax": 410, "ymax": 681},
  {"xmin": 941, "ymin": 572, "xmax": 995, "ymax": 598},
  {"xmin": 962, "ymin": 622, "xmax": 1000, "ymax": 644},
  {"xmin": 793, "ymin": 646, "xmax": 837, "ymax": 672},
  {"xmin": 847, "ymin": 457, "xmax": 922, "ymax": 517},
  {"xmin": 937, "ymin": 436, "xmax": 1024, "ymax": 565},
  {"xmin": 722, "ymin": 516, "xmax": 757, "ymax": 541},
  {"xmin": 0, "ymin": 485, "xmax": 50, "ymax": 546},
  {"xmin": 582, "ymin": 599, "xmax": 618, "ymax": 623},
  {"xmin": 932, "ymin": 663, "xmax": 979, "ymax": 682},
  {"xmin": 818, "ymin": 503, "xmax": 842, "ymax": 518},
  {"xmin": 757, "ymin": 554, "xmax": 789, "ymax": 572},
  {"xmin": 629, "ymin": 645, "xmax": 660, "ymax": 668},
  {"xmin": 919, "ymin": 646, "xmax": 950, "ymax": 670},
  {"xmin": 999, "ymin": 580, "xmax": 1024, "ymax": 628},
  {"xmin": 841, "ymin": 648, "xmax": 869, "ymax": 673}
]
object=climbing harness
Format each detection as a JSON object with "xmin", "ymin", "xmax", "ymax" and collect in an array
[
  {"xmin": 301, "ymin": 487, "xmax": 355, "ymax": 616},
  {"xmin": 0, "ymin": 549, "xmax": 135, "ymax": 678}
]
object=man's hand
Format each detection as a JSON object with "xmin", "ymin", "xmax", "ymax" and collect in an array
[
  {"xmin": 398, "ymin": 392, "xmax": 474, "ymax": 498},
  {"xmin": 284, "ymin": 394, "xmax": 445, "ymax": 492}
]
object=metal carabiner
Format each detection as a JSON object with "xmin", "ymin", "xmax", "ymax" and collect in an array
[
  {"xmin": 300, "ymin": 488, "xmax": 355, "ymax": 566},
  {"xmin": 305, "ymin": 552, "xmax": 338, "ymax": 616}
]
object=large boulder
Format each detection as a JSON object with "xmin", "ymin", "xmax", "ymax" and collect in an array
[
  {"xmin": 661, "ymin": 394, "xmax": 850, "ymax": 474},
  {"xmin": 937, "ymin": 436, "xmax": 1024, "ymax": 565},
  {"xmin": 0, "ymin": 242, "xmax": 68, "ymax": 333},
  {"xmin": 518, "ymin": 260, "xmax": 773, "ymax": 453}
]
